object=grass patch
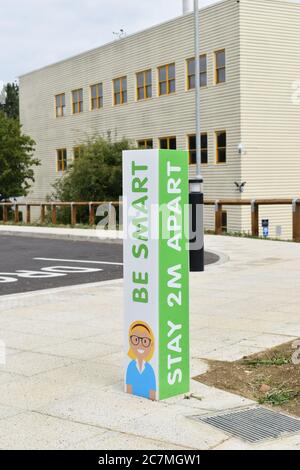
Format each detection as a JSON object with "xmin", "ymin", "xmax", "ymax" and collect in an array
[
  {"xmin": 242, "ymin": 357, "xmax": 291, "ymax": 367},
  {"xmin": 195, "ymin": 340, "xmax": 300, "ymax": 417},
  {"xmin": 259, "ymin": 388, "xmax": 298, "ymax": 406}
]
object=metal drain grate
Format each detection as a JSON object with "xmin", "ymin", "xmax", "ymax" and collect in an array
[{"xmin": 195, "ymin": 407, "xmax": 300, "ymax": 443}]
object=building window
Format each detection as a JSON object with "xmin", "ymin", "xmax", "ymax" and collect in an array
[
  {"xmin": 215, "ymin": 49, "xmax": 226, "ymax": 84},
  {"xmin": 158, "ymin": 63, "xmax": 176, "ymax": 96},
  {"xmin": 136, "ymin": 70, "xmax": 152, "ymax": 100},
  {"xmin": 187, "ymin": 55, "xmax": 207, "ymax": 89},
  {"xmin": 137, "ymin": 139, "xmax": 153, "ymax": 149},
  {"xmin": 55, "ymin": 93, "xmax": 66, "ymax": 117},
  {"xmin": 73, "ymin": 146, "xmax": 84, "ymax": 159},
  {"xmin": 90, "ymin": 83, "xmax": 103, "ymax": 110},
  {"xmin": 159, "ymin": 137, "xmax": 177, "ymax": 150},
  {"xmin": 188, "ymin": 134, "xmax": 208, "ymax": 165},
  {"xmin": 57, "ymin": 149, "xmax": 67, "ymax": 172},
  {"xmin": 113, "ymin": 77, "xmax": 127, "ymax": 105},
  {"xmin": 72, "ymin": 89, "xmax": 83, "ymax": 114},
  {"xmin": 222, "ymin": 211, "xmax": 227, "ymax": 233},
  {"xmin": 216, "ymin": 131, "xmax": 226, "ymax": 163}
]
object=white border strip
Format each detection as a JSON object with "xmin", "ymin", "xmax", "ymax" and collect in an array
[{"xmin": 34, "ymin": 257, "xmax": 123, "ymax": 266}]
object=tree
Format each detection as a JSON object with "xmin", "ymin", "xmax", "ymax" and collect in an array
[
  {"xmin": 0, "ymin": 82, "xmax": 19, "ymax": 119},
  {"xmin": 51, "ymin": 136, "xmax": 134, "ymax": 202},
  {"xmin": 0, "ymin": 112, "xmax": 38, "ymax": 199}
]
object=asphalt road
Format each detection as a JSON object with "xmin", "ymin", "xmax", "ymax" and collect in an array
[{"xmin": 0, "ymin": 235, "xmax": 219, "ymax": 296}]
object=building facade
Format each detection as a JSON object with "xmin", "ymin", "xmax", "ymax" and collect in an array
[{"xmin": 19, "ymin": 0, "xmax": 300, "ymax": 238}]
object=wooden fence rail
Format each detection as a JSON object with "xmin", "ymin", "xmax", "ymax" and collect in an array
[{"xmin": 0, "ymin": 199, "xmax": 300, "ymax": 242}]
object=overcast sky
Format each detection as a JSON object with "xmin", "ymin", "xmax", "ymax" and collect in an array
[{"xmin": 0, "ymin": 0, "xmax": 218, "ymax": 87}]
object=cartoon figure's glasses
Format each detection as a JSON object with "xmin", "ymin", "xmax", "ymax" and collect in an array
[{"xmin": 130, "ymin": 335, "xmax": 151, "ymax": 348}]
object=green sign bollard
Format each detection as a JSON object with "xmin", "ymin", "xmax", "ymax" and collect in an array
[{"xmin": 123, "ymin": 149, "xmax": 190, "ymax": 401}]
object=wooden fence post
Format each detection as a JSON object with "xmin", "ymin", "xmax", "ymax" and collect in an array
[
  {"xmin": 26, "ymin": 204, "xmax": 31, "ymax": 224},
  {"xmin": 40, "ymin": 205, "xmax": 46, "ymax": 224},
  {"xmin": 71, "ymin": 203, "xmax": 77, "ymax": 226},
  {"xmin": 14, "ymin": 205, "xmax": 19, "ymax": 223},
  {"xmin": 251, "ymin": 199, "xmax": 259, "ymax": 237},
  {"xmin": 215, "ymin": 200, "xmax": 223, "ymax": 235},
  {"xmin": 51, "ymin": 204, "xmax": 57, "ymax": 225},
  {"xmin": 3, "ymin": 205, "xmax": 8, "ymax": 223},
  {"xmin": 293, "ymin": 199, "xmax": 300, "ymax": 242},
  {"xmin": 89, "ymin": 203, "xmax": 95, "ymax": 226}
]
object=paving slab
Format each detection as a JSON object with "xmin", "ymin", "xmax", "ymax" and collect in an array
[
  {"xmin": 0, "ymin": 234, "xmax": 299, "ymax": 449},
  {"xmin": 0, "ymin": 412, "xmax": 106, "ymax": 450}
]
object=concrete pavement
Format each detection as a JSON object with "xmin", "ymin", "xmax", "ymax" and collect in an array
[{"xmin": 0, "ymin": 234, "xmax": 300, "ymax": 449}]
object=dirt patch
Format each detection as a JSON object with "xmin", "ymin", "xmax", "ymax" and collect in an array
[{"xmin": 195, "ymin": 340, "xmax": 300, "ymax": 417}]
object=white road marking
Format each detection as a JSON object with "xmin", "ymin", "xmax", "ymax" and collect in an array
[{"xmin": 34, "ymin": 257, "xmax": 123, "ymax": 266}]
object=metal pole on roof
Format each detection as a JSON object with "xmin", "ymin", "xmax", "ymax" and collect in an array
[
  {"xmin": 189, "ymin": 0, "xmax": 204, "ymax": 272},
  {"xmin": 194, "ymin": 0, "xmax": 201, "ymax": 178}
]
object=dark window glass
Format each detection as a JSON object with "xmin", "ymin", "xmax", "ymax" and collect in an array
[
  {"xmin": 217, "ymin": 68, "xmax": 226, "ymax": 84},
  {"xmin": 146, "ymin": 70, "xmax": 152, "ymax": 85},
  {"xmin": 188, "ymin": 59, "xmax": 195, "ymax": 76},
  {"xmin": 138, "ymin": 139, "xmax": 153, "ymax": 149},
  {"xmin": 168, "ymin": 63, "xmax": 175, "ymax": 80},
  {"xmin": 160, "ymin": 137, "xmax": 176, "ymax": 150},
  {"xmin": 160, "ymin": 138, "xmax": 168, "ymax": 149},
  {"xmin": 55, "ymin": 94, "xmax": 66, "ymax": 117},
  {"xmin": 216, "ymin": 50, "xmax": 225, "ymax": 68},
  {"xmin": 114, "ymin": 77, "xmax": 127, "ymax": 105},
  {"xmin": 188, "ymin": 55, "xmax": 207, "ymax": 89},
  {"xmin": 169, "ymin": 138, "xmax": 177, "ymax": 150},
  {"xmin": 189, "ymin": 135, "xmax": 196, "ymax": 164},
  {"xmin": 189, "ymin": 134, "xmax": 207, "ymax": 165},
  {"xmin": 137, "ymin": 70, "xmax": 152, "ymax": 100},
  {"xmin": 201, "ymin": 133, "xmax": 208, "ymax": 164},
  {"xmin": 146, "ymin": 85, "xmax": 152, "ymax": 98},
  {"xmin": 114, "ymin": 79, "xmax": 120, "ymax": 92},
  {"xmin": 159, "ymin": 64, "xmax": 175, "ymax": 95},
  {"xmin": 137, "ymin": 73, "xmax": 144, "ymax": 88},
  {"xmin": 57, "ymin": 149, "xmax": 67, "ymax": 171},
  {"xmin": 215, "ymin": 50, "xmax": 226, "ymax": 84},
  {"xmin": 169, "ymin": 79, "xmax": 176, "ymax": 93},
  {"xmin": 217, "ymin": 132, "xmax": 226, "ymax": 148},
  {"xmin": 159, "ymin": 67, "xmax": 167, "ymax": 82},
  {"xmin": 138, "ymin": 87, "xmax": 144, "ymax": 100},
  {"xmin": 216, "ymin": 131, "xmax": 226, "ymax": 163},
  {"xmin": 160, "ymin": 82, "xmax": 167, "ymax": 95},
  {"xmin": 72, "ymin": 89, "xmax": 83, "ymax": 114}
]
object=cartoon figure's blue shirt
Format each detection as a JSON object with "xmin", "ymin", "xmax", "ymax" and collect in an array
[{"xmin": 126, "ymin": 360, "xmax": 156, "ymax": 399}]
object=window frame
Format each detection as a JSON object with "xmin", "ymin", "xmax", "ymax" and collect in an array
[
  {"xmin": 159, "ymin": 136, "xmax": 177, "ymax": 150},
  {"xmin": 136, "ymin": 70, "xmax": 152, "ymax": 101},
  {"xmin": 55, "ymin": 93, "xmax": 66, "ymax": 118},
  {"xmin": 137, "ymin": 139, "xmax": 153, "ymax": 149},
  {"xmin": 56, "ymin": 148, "xmax": 67, "ymax": 172},
  {"xmin": 215, "ymin": 49, "xmax": 226, "ymax": 85},
  {"xmin": 158, "ymin": 63, "xmax": 176, "ymax": 96},
  {"xmin": 73, "ymin": 146, "xmax": 84, "ymax": 160},
  {"xmin": 186, "ymin": 54, "xmax": 207, "ymax": 90},
  {"xmin": 113, "ymin": 76, "xmax": 127, "ymax": 105},
  {"xmin": 90, "ymin": 83, "xmax": 103, "ymax": 110},
  {"xmin": 72, "ymin": 88, "xmax": 83, "ymax": 114},
  {"xmin": 188, "ymin": 133, "xmax": 208, "ymax": 165},
  {"xmin": 215, "ymin": 130, "xmax": 227, "ymax": 164}
]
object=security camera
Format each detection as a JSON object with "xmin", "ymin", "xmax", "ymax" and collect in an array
[{"xmin": 237, "ymin": 143, "xmax": 244, "ymax": 155}]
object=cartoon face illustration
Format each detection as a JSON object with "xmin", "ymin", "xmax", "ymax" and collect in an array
[
  {"xmin": 129, "ymin": 324, "xmax": 153, "ymax": 362},
  {"xmin": 126, "ymin": 321, "xmax": 156, "ymax": 401}
]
